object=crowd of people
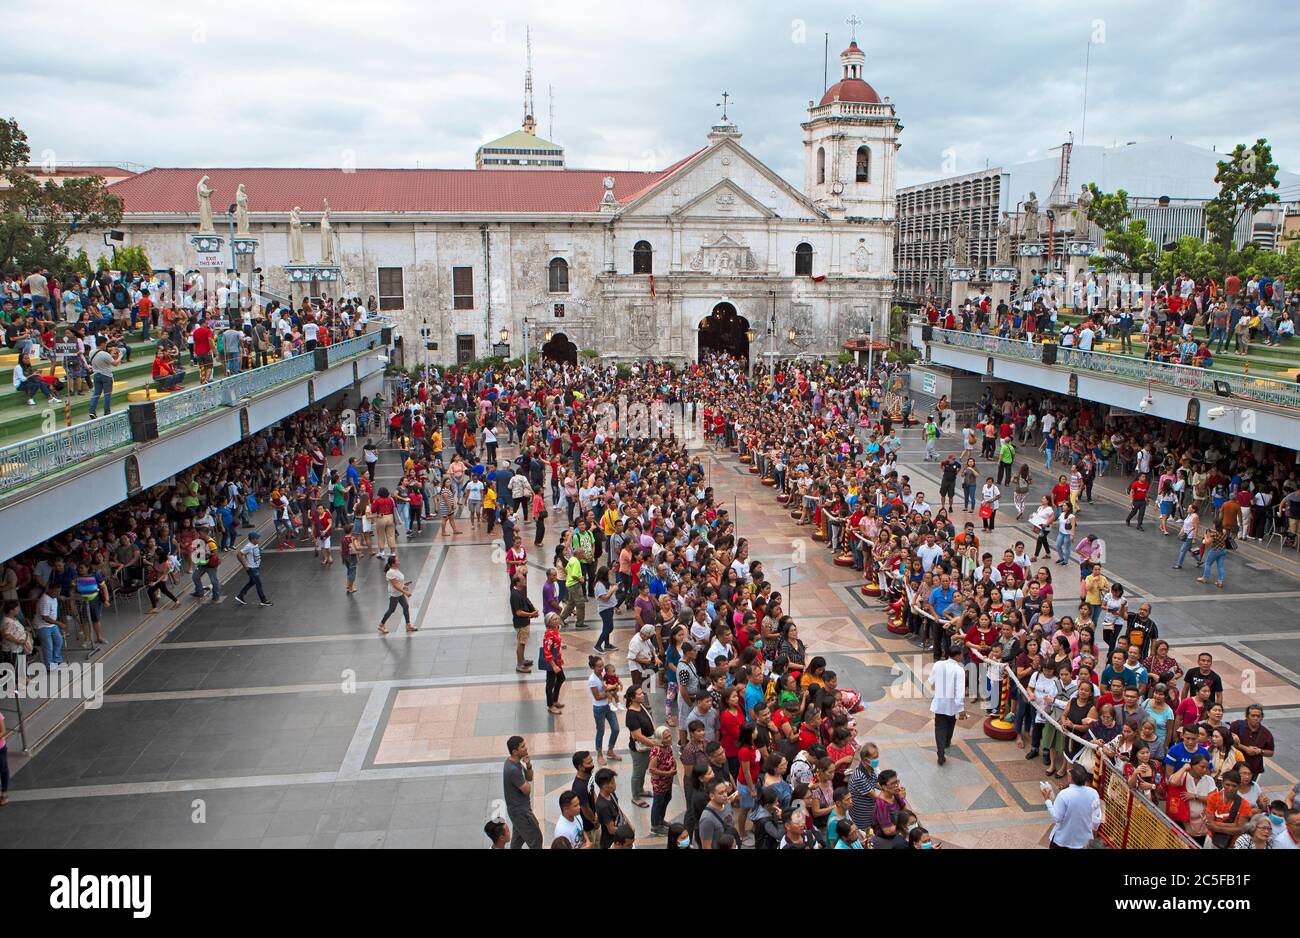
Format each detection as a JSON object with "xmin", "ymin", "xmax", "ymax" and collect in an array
[
  {"xmin": 472, "ymin": 349, "xmax": 1297, "ymax": 849},
  {"xmin": 3, "ymin": 266, "xmax": 374, "ymax": 418},
  {"xmin": 936, "ymin": 269, "xmax": 1296, "ymax": 368},
  {"xmin": 0, "ymin": 400, "xmax": 371, "ymax": 670}
]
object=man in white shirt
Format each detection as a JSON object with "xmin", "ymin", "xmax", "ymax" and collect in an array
[
  {"xmin": 928, "ymin": 640, "xmax": 968, "ymax": 765},
  {"xmin": 553, "ymin": 791, "xmax": 589, "ymax": 848},
  {"xmin": 1042, "ymin": 763, "xmax": 1103, "ymax": 848},
  {"xmin": 916, "ymin": 535, "xmax": 944, "ymax": 573}
]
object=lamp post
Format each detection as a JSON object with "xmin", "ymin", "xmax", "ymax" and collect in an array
[
  {"xmin": 745, "ymin": 327, "xmax": 757, "ymax": 377},
  {"xmin": 522, "ymin": 318, "xmax": 531, "ymax": 379},
  {"xmin": 226, "ymin": 204, "xmax": 238, "ymax": 313},
  {"xmin": 767, "ymin": 289, "xmax": 777, "ymax": 386}
]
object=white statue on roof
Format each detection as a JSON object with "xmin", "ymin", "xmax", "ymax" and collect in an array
[
  {"xmin": 320, "ymin": 198, "xmax": 335, "ymax": 265},
  {"xmin": 196, "ymin": 175, "xmax": 215, "ymax": 234},
  {"xmin": 234, "ymin": 183, "xmax": 250, "ymax": 236},
  {"xmin": 288, "ymin": 206, "xmax": 305, "ymax": 264}
]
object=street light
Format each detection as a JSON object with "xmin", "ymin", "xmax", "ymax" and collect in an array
[
  {"xmin": 499, "ymin": 327, "xmax": 510, "ymax": 343},
  {"xmin": 788, "ymin": 326, "xmax": 798, "ymax": 342}
]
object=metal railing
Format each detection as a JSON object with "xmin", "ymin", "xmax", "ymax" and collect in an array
[
  {"xmin": 1, "ymin": 329, "xmax": 387, "ymax": 495},
  {"xmin": 917, "ymin": 320, "xmax": 1300, "ymax": 411},
  {"xmin": 0, "ymin": 412, "xmax": 132, "ymax": 495},
  {"xmin": 326, "ymin": 331, "xmax": 383, "ymax": 368}
]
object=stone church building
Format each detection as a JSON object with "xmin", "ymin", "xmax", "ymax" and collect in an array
[{"xmin": 77, "ymin": 39, "xmax": 900, "ymax": 367}]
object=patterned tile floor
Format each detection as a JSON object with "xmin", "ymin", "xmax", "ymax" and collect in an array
[{"xmin": 2, "ymin": 421, "xmax": 1298, "ymax": 849}]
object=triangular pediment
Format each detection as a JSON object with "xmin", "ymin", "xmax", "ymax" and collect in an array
[
  {"xmin": 673, "ymin": 179, "xmax": 774, "ymax": 220},
  {"xmin": 617, "ymin": 138, "xmax": 826, "ymax": 221}
]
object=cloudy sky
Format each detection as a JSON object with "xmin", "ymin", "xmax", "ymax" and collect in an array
[{"xmin": 7, "ymin": 0, "xmax": 1298, "ymax": 189}]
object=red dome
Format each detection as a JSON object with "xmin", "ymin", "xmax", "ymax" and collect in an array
[
  {"xmin": 841, "ymin": 40, "xmax": 863, "ymax": 57},
  {"xmin": 818, "ymin": 78, "xmax": 882, "ymax": 106}
]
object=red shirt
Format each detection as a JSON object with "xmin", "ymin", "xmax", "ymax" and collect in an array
[
  {"xmin": 372, "ymin": 495, "xmax": 396, "ymax": 517},
  {"xmin": 736, "ymin": 745, "xmax": 762, "ymax": 788},
  {"xmin": 192, "ymin": 325, "xmax": 213, "ymax": 356},
  {"xmin": 1129, "ymin": 480, "xmax": 1150, "ymax": 502},
  {"xmin": 720, "ymin": 709, "xmax": 744, "ymax": 757},
  {"xmin": 151, "ymin": 356, "xmax": 175, "ymax": 380},
  {"xmin": 1051, "ymin": 483, "xmax": 1071, "ymax": 506}
]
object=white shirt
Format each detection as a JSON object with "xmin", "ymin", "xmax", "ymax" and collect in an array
[
  {"xmin": 627, "ymin": 634, "xmax": 656, "ymax": 674},
  {"xmin": 587, "ymin": 671, "xmax": 610, "ymax": 708},
  {"xmin": 916, "ymin": 543, "xmax": 944, "ymax": 572},
  {"xmin": 706, "ymin": 639, "xmax": 733, "ymax": 670},
  {"xmin": 37, "ymin": 593, "xmax": 58, "ymax": 626},
  {"xmin": 554, "ymin": 814, "xmax": 585, "ymax": 848},
  {"xmin": 928, "ymin": 659, "xmax": 966, "ymax": 716},
  {"xmin": 1046, "ymin": 783, "xmax": 1102, "ymax": 848},
  {"xmin": 1078, "ymin": 328, "xmax": 1095, "ymax": 351}
]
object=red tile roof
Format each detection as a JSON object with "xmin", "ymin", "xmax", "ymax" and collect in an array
[
  {"xmin": 818, "ymin": 78, "xmax": 882, "ymax": 107},
  {"xmin": 107, "ymin": 153, "xmax": 707, "ymax": 216}
]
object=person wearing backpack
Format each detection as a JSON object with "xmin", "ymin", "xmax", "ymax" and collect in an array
[
  {"xmin": 189, "ymin": 533, "xmax": 223, "ymax": 603},
  {"xmin": 697, "ymin": 778, "xmax": 739, "ymax": 849}
]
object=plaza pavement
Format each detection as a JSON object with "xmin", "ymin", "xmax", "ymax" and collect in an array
[{"xmin": 1, "ymin": 419, "xmax": 1297, "ymax": 849}]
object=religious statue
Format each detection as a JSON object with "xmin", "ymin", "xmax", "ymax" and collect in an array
[
  {"xmin": 1074, "ymin": 183, "xmax": 1094, "ymax": 234},
  {"xmin": 234, "ymin": 183, "xmax": 250, "ymax": 236},
  {"xmin": 288, "ymin": 206, "xmax": 305, "ymax": 263},
  {"xmin": 320, "ymin": 198, "xmax": 335, "ymax": 265},
  {"xmin": 949, "ymin": 225, "xmax": 970, "ymax": 267},
  {"xmin": 995, "ymin": 213, "xmax": 1012, "ymax": 265},
  {"xmin": 1022, "ymin": 191, "xmax": 1040, "ymax": 240},
  {"xmin": 196, "ymin": 175, "xmax": 215, "ymax": 234}
]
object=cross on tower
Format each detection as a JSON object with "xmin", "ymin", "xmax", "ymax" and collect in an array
[
  {"xmin": 717, "ymin": 91, "xmax": 731, "ymax": 120},
  {"xmin": 846, "ymin": 13, "xmax": 862, "ymax": 40}
]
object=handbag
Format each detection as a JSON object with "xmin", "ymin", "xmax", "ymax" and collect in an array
[
  {"xmin": 1165, "ymin": 779, "xmax": 1190, "ymax": 823},
  {"xmin": 978, "ymin": 504, "xmax": 993, "ymax": 519}
]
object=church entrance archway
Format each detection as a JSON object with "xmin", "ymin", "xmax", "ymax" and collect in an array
[
  {"xmin": 697, "ymin": 302, "xmax": 750, "ymax": 364},
  {"xmin": 542, "ymin": 332, "xmax": 578, "ymax": 366}
]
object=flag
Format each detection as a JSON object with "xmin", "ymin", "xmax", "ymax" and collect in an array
[
  {"xmin": 810, "ymin": 274, "xmax": 826, "ymax": 283},
  {"xmin": 649, "ymin": 274, "xmax": 656, "ymax": 297}
]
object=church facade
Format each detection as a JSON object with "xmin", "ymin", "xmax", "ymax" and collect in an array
[{"xmin": 76, "ymin": 40, "xmax": 900, "ymax": 367}]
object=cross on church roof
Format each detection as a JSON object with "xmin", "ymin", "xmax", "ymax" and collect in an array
[
  {"xmin": 846, "ymin": 13, "xmax": 862, "ymax": 39},
  {"xmin": 717, "ymin": 91, "xmax": 731, "ymax": 120}
]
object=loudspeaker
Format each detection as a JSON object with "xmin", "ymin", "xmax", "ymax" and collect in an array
[
  {"xmin": 313, "ymin": 347, "xmax": 329, "ymax": 371},
  {"xmin": 128, "ymin": 401, "xmax": 158, "ymax": 442},
  {"xmin": 1041, "ymin": 343, "xmax": 1058, "ymax": 365},
  {"xmin": 921, "ymin": 325, "xmax": 934, "ymax": 342}
]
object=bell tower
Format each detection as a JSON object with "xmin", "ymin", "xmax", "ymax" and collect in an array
[{"xmin": 802, "ymin": 36, "xmax": 901, "ymax": 219}]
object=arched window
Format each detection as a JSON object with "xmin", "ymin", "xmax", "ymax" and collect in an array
[
  {"xmin": 856, "ymin": 146, "xmax": 870, "ymax": 183},
  {"xmin": 548, "ymin": 257, "xmax": 569, "ymax": 293},
  {"xmin": 794, "ymin": 242, "xmax": 813, "ymax": 276},
  {"xmin": 816, "ymin": 147, "xmax": 826, "ymax": 185},
  {"xmin": 632, "ymin": 240, "xmax": 653, "ymax": 275}
]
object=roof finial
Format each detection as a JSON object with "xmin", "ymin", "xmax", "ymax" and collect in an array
[
  {"xmin": 845, "ymin": 12, "xmax": 862, "ymax": 41},
  {"xmin": 716, "ymin": 91, "xmax": 731, "ymax": 121}
]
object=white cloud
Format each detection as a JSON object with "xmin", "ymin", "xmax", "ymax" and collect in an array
[{"xmin": 5, "ymin": 0, "xmax": 1298, "ymax": 191}]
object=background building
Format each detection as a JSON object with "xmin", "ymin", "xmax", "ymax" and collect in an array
[
  {"xmin": 895, "ymin": 139, "xmax": 1300, "ymax": 304},
  {"xmin": 74, "ymin": 38, "xmax": 900, "ymax": 367}
]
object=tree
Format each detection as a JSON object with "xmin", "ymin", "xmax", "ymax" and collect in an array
[
  {"xmin": 1084, "ymin": 184, "xmax": 1156, "ymax": 273},
  {"xmin": 110, "ymin": 244, "xmax": 152, "ymax": 276},
  {"xmin": 1155, "ymin": 235, "xmax": 1221, "ymax": 282},
  {"xmin": 1204, "ymin": 139, "xmax": 1279, "ymax": 263},
  {"xmin": 0, "ymin": 116, "xmax": 123, "ymax": 275}
]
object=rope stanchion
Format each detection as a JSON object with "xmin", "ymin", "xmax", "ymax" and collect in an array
[{"xmin": 982, "ymin": 666, "xmax": 1016, "ymax": 740}]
